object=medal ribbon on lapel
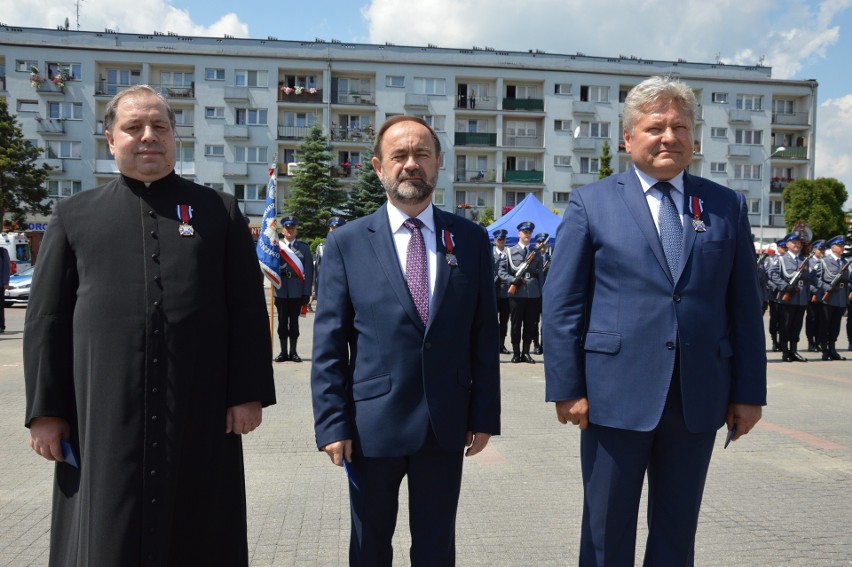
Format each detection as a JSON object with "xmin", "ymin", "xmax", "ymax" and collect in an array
[
  {"xmin": 177, "ymin": 204, "xmax": 194, "ymax": 236},
  {"xmin": 443, "ymin": 229, "xmax": 458, "ymax": 266},
  {"xmin": 689, "ymin": 196, "xmax": 707, "ymax": 232}
]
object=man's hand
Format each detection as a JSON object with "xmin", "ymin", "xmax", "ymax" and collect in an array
[
  {"xmin": 725, "ymin": 403, "xmax": 762, "ymax": 443},
  {"xmin": 29, "ymin": 416, "xmax": 70, "ymax": 462},
  {"xmin": 225, "ymin": 401, "xmax": 263, "ymax": 434},
  {"xmin": 555, "ymin": 398, "xmax": 589, "ymax": 429},
  {"xmin": 465, "ymin": 431, "xmax": 492, "ymax": 457},
  {"xmin": 322, "ymin": 440, "xmax": 352, "ymax": 466}
]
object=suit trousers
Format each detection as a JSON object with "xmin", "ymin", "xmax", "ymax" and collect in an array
[
  {"xmin": 579, "ymin": 369, "xmax": 716, "ymax": 567},
  {"xmin": 347, "ymin": 428, "xmax": 464, "ymax": 567},
  {"xmin": 805, "ymin": 301, "xmax": 821, "ymax": 343},
  {"xmin": 274, "ymin": 297, "xmax": 303, "ymax": 345}
]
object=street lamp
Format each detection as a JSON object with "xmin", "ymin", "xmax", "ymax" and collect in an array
[{"xmin": 758, "ymin": 146, "xmax": 786, "ymax": 249}]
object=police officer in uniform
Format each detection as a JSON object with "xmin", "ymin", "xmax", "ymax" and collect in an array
[
  {"xmin": 492, "ymin": 229, "xmax": 511, "ymax": 354},
  {"xmin": 313, "ymin": 216, "xmax": 345, "ymax": 304},
  {"xmin": 805, "ymin": 240, "xmax": 826, "ymax": 352},
  {"xmin": 532, "ymin": 232, "xmax": 551, "ymax": 355},
  {"xmin": 766, "ymin": 241, "xmax": 785, "ymax": 351},
  {"xmin": 275, "ymin": 216, "xmax": 314, "ymax": 362},
  {"xmin": 498, "ymin": 221, "xmax": 543, "ymax": 363},
  {"xmin": 768, "ymin": 232, "xmax": 812, "ymax": 362},
  {"xmin": 815, "ymin": 235, "xmax": 850, "ymax": 360}
]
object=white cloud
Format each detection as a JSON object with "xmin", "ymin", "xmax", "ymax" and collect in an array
[{"xmin": 816, "ymin": 96, "xmax": 852, "ymax": 204}]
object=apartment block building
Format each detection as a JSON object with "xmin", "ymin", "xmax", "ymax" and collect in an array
[{"xmin": 0, "ymin": 26, "xmax": 817, "ymax": 245}]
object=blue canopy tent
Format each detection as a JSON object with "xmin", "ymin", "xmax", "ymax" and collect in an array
[{"xmin": 485, "ymin": 193, "xmax": 562, "ymax": 246}]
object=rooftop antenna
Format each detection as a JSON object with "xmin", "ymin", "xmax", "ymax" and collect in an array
[{"xmin": 75, "ymin": 0, "xmax": 85, "ymax": 31}]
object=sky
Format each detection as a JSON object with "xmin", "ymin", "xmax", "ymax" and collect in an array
[{"xmin": 6, "ymin": 0, "xmax": 852, "ymax": 208}]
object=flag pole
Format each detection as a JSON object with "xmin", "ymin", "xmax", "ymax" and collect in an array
[{"xmin": 256, "ymin": 155, "xmax": 282, "ymax": 350}]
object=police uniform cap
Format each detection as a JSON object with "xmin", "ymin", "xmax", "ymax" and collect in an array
[
  {"xmin": 493, "ymin": 229, "xmax": 508, "ymax": 239},
  {"xmin": 781, "ymin": 232, "xmax": 802, "ymax": 245},
  {"xmin": 811, "ymin": 239, "xmax": 826, "ymax": 249},
  {"xmin": 281, "ymin": 215, "xmax": 298, "ymax": 227},
  {"xmin": 534, "ymin": 232, "xmax": 550, "ymax": 243},
  {"xmin": 517, "ymin": 221, "xmax": 535, "ymax": 232},
  {"xmin": 328, "ymin": 216, "xmax": 345, "ymax": 227},
  {"xmin": 826, "ymin": 234, "xmax": 846, "ymax": 247}
]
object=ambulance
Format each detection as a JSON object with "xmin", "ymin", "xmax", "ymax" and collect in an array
[{"xmin": 0, "ymin": 232, "xmax": 33, "ymax": 274}]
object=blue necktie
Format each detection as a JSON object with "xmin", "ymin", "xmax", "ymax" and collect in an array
[
  {"xmin": 656, "ymin": 181, "xmax": 682, "ymax": 278},
  {"xmin": 403, "ymin": 218, "xmax": 429, "ymax": 325}
]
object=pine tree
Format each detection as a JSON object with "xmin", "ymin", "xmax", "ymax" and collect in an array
[
  {"xmin": 782, "ymin": 177, "xmax": 848, "ymax": 239},
  {"xmin": 346, "ymin": 145, "xmax": 386, "ymax": 219},
  {"xmin": 0, "ymin": 98, "xmax": 52, "ymax": 228},
  {"xmin": 598, "ymin": 139, "xmax": 613, "ymax": 179},
  {"xmin": 283, "ymin": 124, "xmax": 346, "ymax": 240}
]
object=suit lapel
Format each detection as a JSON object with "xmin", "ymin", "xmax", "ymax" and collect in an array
[
  {"xmin": 366, "ymin": 204, "xmax": 424, "ymax": 328},
  {"xmin": 678, "ymin": 173, "xmax": 703, "ymax": 282},
  {"xmin": 429, "ymin": 209, "xmax": 454, "ymax": 329},
  {"xmin": 618, "ymin": 171, "xmax": 672, "ymax": 283}
]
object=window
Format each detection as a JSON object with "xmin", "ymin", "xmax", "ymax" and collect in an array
[
  {"xmin": 47, "ymin": 62, "xmax": 81, "ymax": 81},
  {"xmin": 733, "ymin": 164, "xmax": 762, "ymax": 180},
  {"xmin": 281, "ymin": 74, "xmax": 318, "ymax": 89},
  {"xmin": 234, "ymin": 183, "xmax": 266, "ymax": 201},
  {"xmin": 554, "ymin": 120, "xmax": 573, "ymax": 131},
  {"xmin": 553, "ymin": 192, "xmax": 571, "ymax": 203},
  {"xmin": 283, "ymin": 111, "xmax": 318, "ymax": 128},
  {"xmin": 506, "ymin": 120, "xmax": 537, "ymax": 137},
  {"xmin": 456, "ymin": 119, "xmax": 488, "ymax": 133},
  {"xmin": 47, "ymin": 141, "xmax": 82, "ymax": 159},
  {"xmin": 579, "ymin": 121, "xmax": 610, "ymax": 138},
  {"xmin": 507, "ymin": 84, "xmax": 539, "ymax": 99},
  {"xmin": 579, "ymin": 85, "xmax": 609, "ymax": 102},
  {"xmin": 235, "ymin": 70, "xmax": 268, "ymax": 87},
  {"xmin": 47, "ymin": 180, "xmax": 82, "ymax": 198},
  {"xmin": 432, "ymin": 188, "xmax": 445, "ymax": 206},
  {"xmin": 338, "ymin": 77, "xmax": 371, "ymax": 99},
  {"xmin": 235, "ymin": 108, "xmax": 268, "ymax": 125},
  {"xmin": 554, "ymin": 83, "xmax": 572, "ymax": 95},
  {"xmin": 735, "ymin": 129, "xmax": 763, "ymax": 145},
  {"xmin": 160, "ymin": 71, "xmax": 193, "ymax": 87},
  {"xmin": 176, "ymin": 145, "xmax": 194, "ymax": 162},
  {"xmin": 386, "ymin": 75, "xmax": 405, "ymax": 88},
  {"xmin": 712, "ymin": 92, "xmax": 728, "ymax": 104},
  {"xmin": 104, "ymin": 69, "xmax": 141, "ymax": 95},
  {"xmin": 204, "ymin": 183, "xmax": 225, "ymax": 191},
  {"xmin": 580, "ymin": 157, "xmax": 600, "ymax": 174},
  {"xmin": 773, "ymin": 99, "xmax": 794, "ymax": 114},
  {"xmin": 711, "ymin": 127, "xmax": 728, "ymax": 138},
  {"xmin": 17, "ymin": 100, "xmax": 39, "ymax": 113},
  {"xmin": 770, "ymin": 200, "xmax": 784, "ymax": 215},
  {"xmin": 748, "ymin": 199, "xmax": 761, "ymax": 214},
  {"xmin": 16, "ymin": 59, "xmax": 38, "ymax": 72},
  {"xmin": 554, "ymin": 156, "xmax": 572, "ymax": 167},
  {"xmin": 235, "ymin": 146, "xmax": 268, "ymax": 163},
  {"xmin": 205, "ymin": 68, "xmax": 225, "ymax": 81},
  {"xmin": 736, "ymin": 95, "xmax": 763, "ymax": 111},
  {"xmin": 205, "ymin": 107, "xmax": 225, "ymax": 119},
  {"xmin": 413, "ymin": 77, "xmax": 446, "ymax": 95},
  {"xmin": 416, "ymin": 115, "xmax": 446, "ymax": 131},
  {"xmin": 505, "ymin": 192, "xmax": 524, "ymax": 207},
  {"xmin": 48, "ymin": 102, "xmax": 83, "ymax": 120},
  {"xmin": 710, "ymin": 162, "xmax": 727, "ymax": 173},
  {"xmin": 205, "ymin": 145, "xmax": 225, "ymax": 157},
  {"xmin": 507, "ymin": 156, "xmax": 538, "ymax": 171}
]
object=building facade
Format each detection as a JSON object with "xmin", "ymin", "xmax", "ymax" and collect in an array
[{"xmin": 1, "ymin": 26, "xmax": 817, "ymax": 246}]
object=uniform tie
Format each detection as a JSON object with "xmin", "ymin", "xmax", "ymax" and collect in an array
[
  {"xmin": 656, "ymin": 181, "xmax": 682, "ymax": 278},
  {"xmin": 403, "ymin": 218, "xmax": 429, "ymax": 325}
]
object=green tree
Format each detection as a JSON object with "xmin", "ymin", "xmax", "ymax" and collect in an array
[
  {"xmin": 598, "ymin": 139, "xmax": 613, "ymax": 179},
  {"xmin": 782, "ymin": 178, "xmax": 848, "ymax": 239},
  {"xmin": 283, "ymin": 124, "xmax": 346, "ymax": 240},
  {"xmin": 0, "ymin": 98, "xmax": 52, "ymax": 228},
  {"xmin": 346, "ymin": 145, "xmax": 386, "ymax": 220}
]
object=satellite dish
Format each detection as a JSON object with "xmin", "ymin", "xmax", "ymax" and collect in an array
[{"xmin": 573, "ymin": 126, "xmax": 581, "ymax": 138}]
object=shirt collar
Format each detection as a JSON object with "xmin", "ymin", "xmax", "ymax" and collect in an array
[
  {"xmin": 387, "ymin": 202, "xmax": 435, "ymax": 234},
  {"xmin": 633, "ymin": 167, "xmax": 685, "ymax": 198}
]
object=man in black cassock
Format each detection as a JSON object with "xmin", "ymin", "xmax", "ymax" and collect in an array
[{"xmin": 24, "ymin": 85, "xmax": 276, "ymax": 566}]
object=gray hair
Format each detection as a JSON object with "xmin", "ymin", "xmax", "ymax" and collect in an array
[
  {"xmin": 622, "ymin": 76, "xmax": 697, "ymax": 135},
  {"xmin": 104, "ymin": 84, "xmax": 176, "ymax": 132}
]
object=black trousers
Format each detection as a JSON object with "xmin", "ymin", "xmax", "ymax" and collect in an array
[
  {"xmin": 768, "ymin": 300, "xmax": 781, "ymax": 340},
  {"xmin": 820, "ymin": 304, "xmax": 845, "ymax": 345},
  {"xmin": 496, "ymin": 296, "xmax": 510, "ymax": 344},
  {"xmin": 509, "ymin": 296, "xmax": 540, "ymax": 350},
  {"xmin": 805, "ymin": 300, "xmax": 821, "ymax": 343},
  {"xmin": 778, "ymin": 304, "xmax": 807, "ymax": 349},
  {"xmin": 274, "ymin": 297, "xmax": 303, "ymax": 346}
]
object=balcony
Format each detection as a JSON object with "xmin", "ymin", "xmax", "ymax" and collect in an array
[
  {"xmin": 175, "ymin": 124, "xmax": 195, "ymax": 139},
  {"xmin": 504, "ymin": 170, "xmax": 543, "ymax": 183},
  {"xmin": 455, "ymin": 132, "xmax": 497, "ymax": 146},
  {"xmin": 278, "ymin": 87, "xmax": 322, "ymax": 103},
  {"xmin": 574, "ymin": 138, "xmax": 602, "ymax": 152},
  {"xmin": 337, "ymin": 91, "xmax": 374, "ymax": 105},
  {"xmin": 727, "ymin": 144, "xmax": 753, "ymax": 158},
  {"xmin": 224, "ymin": 125, "xmax": 249, "ymax": 139},
  {"xmin": 224, "ymin": 86, "xmax": 250, "ymax": 101},
  {"xmin": 503, "ymin": 98, "xmax": 544, "ymax": 112},
  {"xmin": 727, "ymin": 109, "xmax": 753, "ymax": 122},
  {"xmin": 0, "ymin": 76, "xmax": 6, "ymax": 91},
  {"xmin": 771, "ymin": 112, "xmax": 809, "ymax": 126},
  {"xmin": 504, "ymin": 135, "xmax": 544, "ymax": 149},
  {"xmin": 173, "ymin": 161, "xmax": 196, "ymax": 176},
  {"xmin": 278, "ymin": 125, "xmax": 314, "ymax": 140},
  {"xmin": 772, "ymin": 145, "xmax": 808, "ymax": 159},
  {"xmin": 95, "ymin": 160, "xmax": 120, "ymax": 174},
  {"xmin": 152, "ymin": 84, "xmax": 195, "ymax": 99},
  {"xmin": 35, "ymin": 118, "xmax": 65, "ymax": 134},
  {"xmin": 331, "ymin": 126, "xmax": 373, "ymax": 142},
  {"xmin": 455, "ymin": 169, "xmax": 496, "ymax": 183},
  {"xmin": 455, "ymin": 96, "xmax": 498, "ymax": 111},
  {"xmin": 36, "ymin": 81, "xmax": 65, "ymax": 95},
  {"xmin": 94, "ymin": 81, "xmax": 139, "ymax": 97},
  {"xmin": 37, "ymin": 158, "xmax": 64, "ymax": 172},
  {"xmin": 404, "ymin": 93, "xmax": 429, "ymax": 108},
  {"xmin": 770, "ymin": 177, "xmax": 795, "ymax": 192},
  {"xmin": 223, "ymin": 163, "xmax": 248, "ymax": 177},
  {"xmin": 572, "ymin": 101, "xmax": 598, "ymax": 114}
]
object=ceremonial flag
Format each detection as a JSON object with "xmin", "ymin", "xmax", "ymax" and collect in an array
[{"xmin": 256, "ymin": 164, "xmax": 281, "ymax": 288}]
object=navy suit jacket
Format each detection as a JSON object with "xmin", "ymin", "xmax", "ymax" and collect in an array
[
  {"xmin": 311, "ymin": 204, "xmax": 500, "ymax": 457},
  {"xmin": 543, "ymin": 170, "xmax": 767, "ymax": 433}
]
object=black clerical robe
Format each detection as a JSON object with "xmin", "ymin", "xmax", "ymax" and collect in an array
[{"xmin": 24, "ymin": 172, "xmax": 276, "ymax": 566}]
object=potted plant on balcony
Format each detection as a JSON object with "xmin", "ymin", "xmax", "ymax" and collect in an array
[
  {"xmin": 281, "ymin": 86, "xmax": 294, "ymax": 95},
  {"xmin": 52, "ymin": 67, "xmax": 69, "ymax": 89},
  {"xmin": 339, "ymin": 161, "xmax": 352, "ymax": 176},
  {"xmin": 30, "ymin": 65, "xmax": 46, "ymax": 88}
]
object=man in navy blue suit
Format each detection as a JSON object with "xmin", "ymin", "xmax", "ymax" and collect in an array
[
  {"xmin": 311, "ymin": 116, "xmax": 500, "ymax": 566},
  {"xmin": 543, "ymin": 76, "xmax": 767, "ymax": 566}
]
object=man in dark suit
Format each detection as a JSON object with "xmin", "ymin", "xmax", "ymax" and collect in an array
[
  {"xmin": 274, "ymin": 215, "xmax": 313, "ymax": 362},
  {"xmin": 311, "ymin": 115, "xmax": 500, "ymax": 566},
  {"xmin": 543, "ymin": 76, "xmax": 766, "ymax": 566}
]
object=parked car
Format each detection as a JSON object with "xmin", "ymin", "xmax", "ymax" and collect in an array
[{"xmin": 5, "ymin": 265, "xmax": 35, "ymax": 305}]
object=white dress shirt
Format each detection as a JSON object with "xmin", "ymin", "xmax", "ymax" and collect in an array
[
  {"xmin": 387, "ymin": 202, "xmax": 438, "ymax": 300},
  {"xmin": 633, "ymin": 167, "xmax": 685, "ymax": 234}
]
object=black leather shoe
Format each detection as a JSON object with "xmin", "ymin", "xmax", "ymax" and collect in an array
[
  {"xmin": 829, "ymin": 351, "xmax": 846, "ymax": 361},
  {"xmin": 500, "ymin": 345, "xmax": 511, "ymax": 355},
  {"xmin": 782, "ymin": 353, "xmax": 793, "ymax": 362},
  {"xmin": 791, "ymin": 353, "xmax": 808, "ymax": 362},
  {"xmin": 533, "ymin": 346, "xmax": 543, "ymax": 355},
  {"xmin": 274, "ymin": 353, "xmax": 289, "ymax": 362},
  {"xmin": 289, "ymin": 352, "xmax": 302, "ymax": 363},
  {"xmin": 511, "ymin": 355, "xmax": 521, "ymax": 363},
  {"xmin": 822, "ymin": 352, "xmax": 832, "ymax": 361},
  {"xmin": 521, "ymin": 354, "xmax": 535, "ymax": 364},
  {"xmin": 808, "ymin": 343, "xmax": 819, "ymax": 352},
  {"xmin": 772, "ymin": 342, "xmax": 781, "ymax": 352}
]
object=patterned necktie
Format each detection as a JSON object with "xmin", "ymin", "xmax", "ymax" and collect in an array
[
  {"xmin": 656, "ymin": 181, "xmax": 682, "ymax": 278},
  {"xmin": 403, "ymin": 218, "xmax": 429, "ymax": 325}
]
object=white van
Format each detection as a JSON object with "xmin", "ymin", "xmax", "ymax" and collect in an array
[{"xmin": 0, "ymin": 232, "xmax": 33, "ymax": 274}]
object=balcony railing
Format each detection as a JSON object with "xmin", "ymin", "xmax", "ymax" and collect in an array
[
  {"xmin": 335, "ymin": 91, "xmax": 374, "ymax": 105},
  {"xmin": 404, "ymin": 93, "xmax": 429, "ymax": 108},
  {"xmin": 503, "ymin": 98, "xmax": 544, "ymax": 111},
  {"xmin": 727, "ymin": 144, "xmax": 753, "ymax": 158},
  {"xmin": 173, "ymin": 161, "xmax": 196, "ymax": 176},
  {"xmin": 727, "ymin": 109, "xmax": 753, "ymax": 122},
  {"xmin": 95, "ymin": 159, "xmax": 120, "ymax": 174},
  {"xmin": 224, "ymin": 125, "xmax": 249, "ymax": 139},
  {"xmin": 151, "ymin": 84, "xmax": 195, "ymax": 99},
  {"xmin": 224, "ymin": 86, "xmax": 250, "ymax": 101},
  {"xmin": 278, "ymin": 125, "xmax": 314, "ymax": 139},
  {"xmin": 175, "ymin": 124, "xmax": 195, "ymax": 139},
  {"xmin": 37, "ymin": 158, "xmax": 64, "ymax": 172},
  {"xmin": 223, "ymin": 162, "xmax": 248, "ymax": 177},
  {"xmin": 456, "ymin": 96, "xmax": 498, "ymax": 111},
  {"xmin": 95, "ymin": 81, "xmax": 139, "ymax": 96},
  {"xmin": 771, "ymin": 112, "xmax": 809, "ymax": 126},
  {"xmin": 331, "ymin": 126, "xmax": 373, "ymax": 141},
  {"xmin": 455, "ymin": 169, "xmax": 496, "ymax": 183},
  {"xmin": 455, "ymin": 132, "xmax": 497, "ymax": 146},
  {"xmin": 35, "ymin": 118, "xmax": 65, "ymax": 134},
  {"xmin": 572, "ymin": 101, "xmax": 598, "ymax": 114},
  {"xmin": 504, "ymin": 135, "xmax": 544, "ymax": 149},
  {"xmin": 278, "ymin": 87, "xmax": 322, "ymax": 103},
  {"xmin": 770, "ymin": 178, "xmax": 795, "ymax": 192},
  {"xmin": 574, "ymin": 138, "xmax": 602, "ymax": 152},
  {"xmin": 504, "ymin": 170, "xmax": 543, "ymax": 183},
  {"xmin": 772, "ymin": 145, "xmax": 808, "ymax": 159}
]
